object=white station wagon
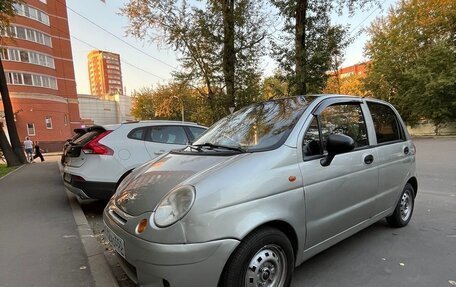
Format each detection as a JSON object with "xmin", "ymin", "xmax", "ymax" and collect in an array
[{"xmin": 103, "ymin": 95, "xmax": 417, "ymax": 287}]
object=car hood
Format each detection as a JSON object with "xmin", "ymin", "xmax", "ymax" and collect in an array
[{"xmin": 114, "ymin": 152, "xmax": 246, "ymax": 216}]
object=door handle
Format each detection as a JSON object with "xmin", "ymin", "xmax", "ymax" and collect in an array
[
  {"xmin": 404, "ymin": 147, "xmax": 409, "ymax": 155},
  {"xmin": 364, "ymin": 154, "xmax": 374, "ymax": 164},
  {"xmin": 154, "ymin": 150, "xmax": 165, "ymax": 155}
]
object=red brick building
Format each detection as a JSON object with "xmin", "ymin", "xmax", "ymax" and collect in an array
[
  {"xmin": 338, "ymin": 62, "xmax": 369, "ymax": 78},
  {"xmin": 0, "ymin": 0, "xmax": 81, "ymax": 151},
  {"xmin": 87, "ymin": 50, "xmax": 123, "ymax": 97}
]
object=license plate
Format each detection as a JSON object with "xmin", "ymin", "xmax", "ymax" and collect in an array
[
  {"xmin": 64, "ymin": 173, "xmax": 71, "ymax": 183},
  {"xmin": 104, "ymin": 224, "xmax": 125, "ymax": 258}
]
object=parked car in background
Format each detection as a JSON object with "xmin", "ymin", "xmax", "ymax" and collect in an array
[
  {"xmin": 61, "ymin": 127, "xmax": 93, "ymax": 165},
  {"xmin": 103, "ymin": 95, "xmax": 417, "ymax": 287},
  {"xmin": 63, "ymin": 120, "xmax": 206, "ymax": 200}
]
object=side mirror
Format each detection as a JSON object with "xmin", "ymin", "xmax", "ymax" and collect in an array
[{"xmin": 320, "ymin": 134, "xmax": 355, "ymax": 167}]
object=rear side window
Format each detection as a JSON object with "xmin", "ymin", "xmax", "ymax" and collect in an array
[
  {"xmin": 146, "ymin": 126, "xmax": 188, "ymax": 145},
  {"xmin": 187, "ymin": 126, "xmax": 206, "ymax": 140},
  {"xmin": 368, "ymin": 103, "xmax": 404, "ymax": 144},
  {"xmin": 128, "ymin": 127, "xmax": 146, "ymax": 140},
  {"xmin": 73, "ymin": 130, "xmax": 104, "ymax": 146}
]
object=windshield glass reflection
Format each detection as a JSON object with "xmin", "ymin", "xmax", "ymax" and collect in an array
[{"xmin": 193, "ymin": 96, "xmax": 313, "ymax": 152}]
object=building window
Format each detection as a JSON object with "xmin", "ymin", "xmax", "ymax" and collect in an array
[
  {"xmin": 64, "ymin": 114, "xmax": 68, "ymax": 126},
  {"xmin": 106, "ymin": 65, "xmax": 119, "ymax": 70},
  {"xmin": 14, "ymin": 4, "xmax": 50, "ymax": 25},
  {"xmin": 1, "ymin": 25, "xmax": 52, "ymax": 47},
  {"xmin": 27, "ymin": 123, "xmax": 36, "ymax": 136},
  {"xmin": 45, "ymin": 116, "xmax": 52, "ymax": 129},
  {"xmin": 39, "ymin": 0, "xmax": 47, "ymax": 3},
  {"xmin": 0, "ymin": 47, "xmax": 55, "ymax": 68},
  {"xmin": 4, "ymin": 71, "xmax": 57, "ymax": 89}
]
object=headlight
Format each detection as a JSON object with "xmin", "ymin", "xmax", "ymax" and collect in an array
[{"xmin": 154, "ymin": 185, "xmax": 196, "ymax": 227}]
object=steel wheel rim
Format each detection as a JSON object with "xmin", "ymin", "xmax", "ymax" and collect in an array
[
  {"xmin": 245, "ymin": 244, "xmax": 287, "ymax": 287},
  {"xmin": 400, "ymin": 190, "xmax": 412, "ymax": 221}
]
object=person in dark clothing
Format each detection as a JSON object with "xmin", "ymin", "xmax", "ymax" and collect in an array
[{"xmin": 33, "ymin": 141, "xmax": 45, "ymax": 162}]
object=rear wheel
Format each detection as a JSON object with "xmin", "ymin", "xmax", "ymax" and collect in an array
[
  {"xmin": 386, "ymin": 183, "xmax": 415, "ymax": 227},
  {"xmin": 219, "ymin": 227, "xmax": 294, "ymax": 287}
]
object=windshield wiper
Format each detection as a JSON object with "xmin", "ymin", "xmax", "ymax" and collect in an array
[{"xmin": 192, "ymin": 142, "xmax": 246, "ymax": 153}]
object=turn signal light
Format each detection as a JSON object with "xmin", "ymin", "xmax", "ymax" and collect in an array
[{"xmin": 136, "ymin": 218, "xmax": 148, "ymax": 234}]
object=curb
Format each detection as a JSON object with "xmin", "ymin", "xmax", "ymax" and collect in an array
[
  {"xmin": 0, "ymin": 164, "xmax": 26, "ymax": 181},
  {"xmin": 65, "ymin": 189, "xmax": 119, "ymax": 287}
]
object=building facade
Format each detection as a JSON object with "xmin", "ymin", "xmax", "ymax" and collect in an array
[
  {"xmin": 87, "ymin": 50, "xmax": 123, "ymax": 97},
  {"xmin": 338, "ymin": 62, "xmax": 369, "ymax": 78},
  {"xmin": 0, "ymin": 0, "xmax": 81, "ymax": 152},
  {"xmin": 77, "ymin": 93, "xmax": 133, "ymax": 126}
]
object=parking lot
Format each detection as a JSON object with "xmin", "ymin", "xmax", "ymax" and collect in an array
[{"xmin": 78, "ymin": 137, "xmax": 456, "ymax": 287}]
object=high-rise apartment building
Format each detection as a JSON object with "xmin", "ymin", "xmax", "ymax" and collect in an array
[
  {"xmin": 0, "ymin": 0, "xmax": 82, "ymax": 151},
  {"xmin": 87, "ymin": 50, "xmax": 123, "ymax": 97}
]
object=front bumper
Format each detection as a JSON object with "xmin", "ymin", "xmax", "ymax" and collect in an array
[{"xmin": 103, "ymin": 209, "xmax": 240, "ymax": 287}]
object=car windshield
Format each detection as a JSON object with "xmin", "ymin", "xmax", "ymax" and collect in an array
[{"xmin": 193, "ymin": 96, "xmax": 313, "ymax": 152}]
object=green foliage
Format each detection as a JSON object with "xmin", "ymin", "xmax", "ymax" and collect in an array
[
  {"xmin": 0, "ymin": 0, "xmax": 23, "ymax": 30},
  {"xmin": 364, "ymin": 0, "xmax": 456, "ymax": 132},
  {"xmin": 122, "ymin": 0, "xmax": 267, "ymax": 123},
  {"xmin": 131, "ymin": 83, "xmax": 213, "ymax": 127},
  {"xmin": 262, "ymin": 73, "xmax": 291, "ymax": 100},
  {"xmin": 270, "ymin": 0, "xmax": 376, "ymax": 95},
  {"xmin": 0, "ymin": 163, "xmax": 16, "ymax": 178}
]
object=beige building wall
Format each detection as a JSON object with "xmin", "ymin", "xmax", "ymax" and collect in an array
[{"xmin": 77, "ymin": 94, "xmax": 133, "ymax": 126}]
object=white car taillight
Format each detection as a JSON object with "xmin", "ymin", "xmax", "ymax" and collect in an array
[{"xmin": 82, "ymin": 130, "xmax": 114, "ymax": 155}]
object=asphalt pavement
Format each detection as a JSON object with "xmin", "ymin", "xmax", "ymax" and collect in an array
[{"xmin": 0, "ymin": 157, "xmax": 95, "ymax": 287}]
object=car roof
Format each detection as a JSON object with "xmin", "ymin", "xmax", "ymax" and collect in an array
[{"xmin": 120, "ymin": 120, "xmax": 206, "ymax": 128}]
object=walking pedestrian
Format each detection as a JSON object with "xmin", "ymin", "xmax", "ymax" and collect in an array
[
  {"xmin": 24, "ymin": 137, "xmax": 33, "ymax": 162},
  {"xmin": 32, "ymin": 141, "xmax": 45, "ymax": 162}
]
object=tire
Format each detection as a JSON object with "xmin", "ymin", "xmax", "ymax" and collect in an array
[
  {"xmin": 219, "ymin": 227, "xmax": 294, "ymax": 287},
  {"xmin": 386, "ymin": 183, "xmax": 415, "ymax": 227}
]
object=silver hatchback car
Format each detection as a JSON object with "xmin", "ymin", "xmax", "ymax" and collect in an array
[{"xmin": 103, "ymin": 95, "xmax": 417, "ymax": 287}]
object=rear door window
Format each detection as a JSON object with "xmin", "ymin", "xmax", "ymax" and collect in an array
[
  {"xmin": 146, "ymin": 126, "xmax": 188, "ymax": 145},
  {"xmin": 367, "ymin": 102, "xmax": 404, "ymax": 144}
]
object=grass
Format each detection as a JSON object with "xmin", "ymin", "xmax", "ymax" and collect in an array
[{"xmin": 0, "ymin": 164, "xmax": 16, "ymax": 179}]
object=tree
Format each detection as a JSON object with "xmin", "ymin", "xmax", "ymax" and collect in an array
[
  {"xmin": 131, "ymin": 83, "xmax": 213, "ymax": 126},
  {"xmin": 364, "ymin": 0, "xmax": 456, "ymax": 134},
  {"xmin": 270, "ymin": 0, "xmax": 376, "ymax": 95},
  {"xmin": 323, "ymin": 73, "xmax": 367, "ymax": 96},
  {"xmin": 262, "ymin": 73, "xmax": 291, "ymax": 100},
  {"xmin": 0, "ymin": 0, "xmax": 26, "ymax": 166},
  {"xmin": 121, "ymin": 0, "xmax": 267, "ymax": 121}
]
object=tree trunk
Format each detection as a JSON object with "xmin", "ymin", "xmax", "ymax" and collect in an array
[
  {"xmin": 0, "ymin": 57, "xmax": 26, "ymax": 163},
  {"xmin": 222, "ymin": 0, "xmax": 236, "ymax": 110},
  {"xmin": 0, "ymin": 125, "xmax": 21, "ymax": 167},
  {"xmin": 295, "ymin": 0, "xmax": 308, "ymax": 95}
]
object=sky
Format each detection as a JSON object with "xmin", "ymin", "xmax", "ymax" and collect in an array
[{"xmin": 66, "ymin": 0, "xmax": 398, "ymax": 96}]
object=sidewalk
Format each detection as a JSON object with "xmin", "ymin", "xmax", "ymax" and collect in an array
[{"xmin": 0, "ymin": 157, "xmax": 94, "ymax": 287}]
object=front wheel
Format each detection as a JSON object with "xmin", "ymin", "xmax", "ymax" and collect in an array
[
  {"xmin": 219, "ymin": 227, "xmax": 294, "ymax": 287},
  {"xmin": 386, "ymin": 183, "xmax": 415, "ymax": 227}
]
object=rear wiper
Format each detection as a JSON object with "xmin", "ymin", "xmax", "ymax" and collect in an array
[{"xmin": 192, "ymin": 142, "xmax": 246, "ymax": 153}]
